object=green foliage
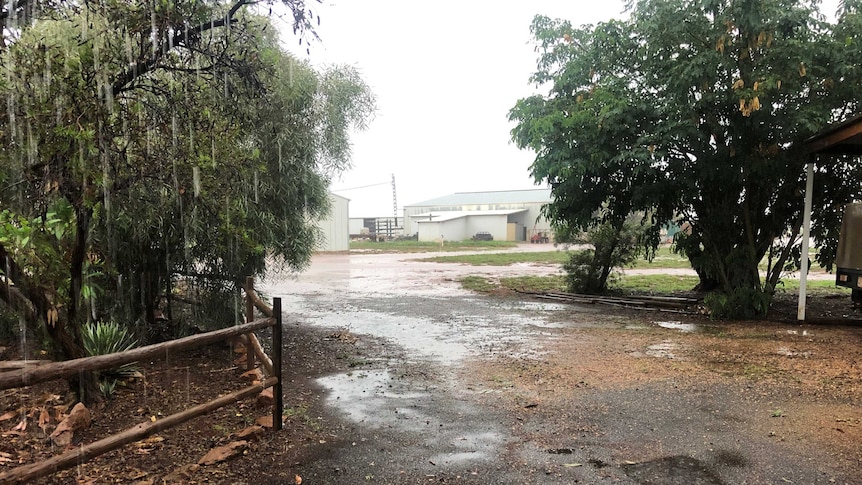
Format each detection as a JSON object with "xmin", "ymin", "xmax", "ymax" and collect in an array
[
  {"xmin": 511, "ymin": 0, "xmax": 862, "ymax": 318},
  {"xmin": 0, "ymin": 199, "xmax": 76, "ymax": 295},
  {"xmin": 703, "ymin": 287, "xmax": 773, "ymax": 320},
  {"xmin": 564, "ymin": 250, "xmax": 610, "ymax": 295},
  {"xmin": 0, "ymin": 306, "xmax": 20, "ymax": 340},
  {"xmin": 0, "ymin": 0, "xmax": 374, "ymax": 363},
  {"xmin": 82, "ymin": 321, "xmax": 138, "ymax": 397},
  {"xmin": 563, "ymin": 216, "xmax": 652, "ymax": 294}
]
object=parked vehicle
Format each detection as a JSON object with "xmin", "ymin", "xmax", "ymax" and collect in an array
[
  {"xmin": 530, "ymin": 232, "xmax": 550, "ymax": 244},
  {"xmin": 835, "ymin": 202, "xmax": 862, "ymax": 303}
]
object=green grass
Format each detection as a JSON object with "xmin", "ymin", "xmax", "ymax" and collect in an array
[
  {"xmin": 363, "ymin": 242, "xmax": 832, "ymax": 278},
  {"xmin": 500, "ymin": 275, "xmax": 567, "ymax": 293},
  {"xmin": 422, "ymin": 246, "xmax": 689, "ymax": 268},
  {"xmin": 460, "ymin": 276, "xmax": 500, "ymax": 292},
  {"xmin": 459, "ymin": 272, "xmax": 848, "ymax": 297},
  {"xmin": 420, "ymin": 251, "xmax": 570, "ymax": 265},
  {"xmin": 773, "ymin": 278, "xmax": 849, "ymax": 296},
  {"xmin": 611, "ymin": 274, "xmax": 700, "ymax": 293},
  {"xmin": 630, "ymin": 246, "xmax": 692, "ymax": 269},
  {"xmin": 379, "ymin": 240, "xmax": 843, "ymax": 297},
  {"xmin": 461, "ymin": 275, "xmax": 567, "ymax": 293},
  {"xmin": 350, "ymin": 239, "xmax": 517, "ymax": 253}
]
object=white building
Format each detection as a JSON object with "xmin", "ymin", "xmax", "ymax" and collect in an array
[
  {"xmin": 403, "ymin": 189, "xmax": 553, "ymax": 242},
  {"xmin": 316, "ymin": 193, "xmax": 350, "ymax": 251}
]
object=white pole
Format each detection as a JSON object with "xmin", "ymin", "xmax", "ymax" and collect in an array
[{"xmin": 797, "ymin": 161, "xmax": 815, "ymax": 321}]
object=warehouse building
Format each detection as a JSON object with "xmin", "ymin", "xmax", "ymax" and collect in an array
[
  {"xmin": 315, "ymin": 193, "xmax": 350, "ymax": 251},
  {"xmin": 403, "ymin": 189, "xmax": 553, "ymax": 242}
]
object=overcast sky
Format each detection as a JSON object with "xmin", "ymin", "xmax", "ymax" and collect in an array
[{"xmin": 283, "ymin": 0, "xmax": 840, "ymax": 218}]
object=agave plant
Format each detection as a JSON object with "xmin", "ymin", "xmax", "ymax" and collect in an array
[{"xmin": 82, "ymin": 321, "xmax": 139, "ymax": 397}]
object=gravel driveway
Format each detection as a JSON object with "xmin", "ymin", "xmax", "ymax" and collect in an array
[{"xmin": 261, "ymin": 247, "xmax": 862, "ymax": 484}]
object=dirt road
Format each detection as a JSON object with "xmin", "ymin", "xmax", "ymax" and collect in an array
[{"xmin": 261, "ymin": 247, "xmax": 862, "ymax": 484}]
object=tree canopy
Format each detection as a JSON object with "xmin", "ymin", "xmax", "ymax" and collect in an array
[
  {"xmin": 510, "ymin": 0, "xmax": 862, "ymax": 318},
  {"xmin": 0, "ymin": 0, "xmax": 375, "ymax": 384}
]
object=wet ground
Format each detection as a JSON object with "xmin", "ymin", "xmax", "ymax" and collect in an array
[{"xmin": 260, "ymin": 247, "xmax": 862, "ymax": 484}]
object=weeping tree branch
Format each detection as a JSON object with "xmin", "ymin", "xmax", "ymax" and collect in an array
[
  {"xmin": 110, "ymin": 0, "xmax": 320, "ymax": 97},
  {"xmin": 111, "ymin": 0, "xmax": 252, "ymax": 97}
]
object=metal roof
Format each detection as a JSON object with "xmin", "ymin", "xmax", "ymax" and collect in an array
[
  {"xmin": 804, "ymin": 113, "xmax": 862, "ymax": 156},
  {"xmin": 407, "ymin": 189, "xmax": 552, "ymax": 207},
  {"xmin": 412, "ymin": 209, "xmax": 528, "ymax": 223}
]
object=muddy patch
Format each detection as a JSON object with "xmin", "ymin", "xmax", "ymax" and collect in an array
[{"xmin": 622, "ymin": 455, "xmax": 725, "ymax": 485}]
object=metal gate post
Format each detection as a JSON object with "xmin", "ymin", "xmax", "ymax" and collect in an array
[{"xmin": 272, "ymin": 298, "xmax": 283, "ymax": 431}]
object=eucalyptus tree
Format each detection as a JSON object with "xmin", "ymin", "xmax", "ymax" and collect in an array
[
  {"xmin": 0, "ymin": 0, "xmax": 374, "ymax": 398},
  {"xmin": 510, "ymin": 0, "xmax": 862, "ymax": 318}
]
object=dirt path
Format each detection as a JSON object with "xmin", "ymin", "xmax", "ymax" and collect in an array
[
  {"xmin": 2, "ymin": 245, "xmax": 858, "ymax": 484},
  {"xmin": 260, "ymin": 247, "xmax": 862, "ymax": 484}
]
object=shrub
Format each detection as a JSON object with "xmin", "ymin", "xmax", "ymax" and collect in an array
[
  {"xmin": 563, "ymin": 249, "xmax": 614, "ymax": 294},
  {"xmin": 704, "ymin": 287, "xmax": 773, "ymax": 320},
  {"xmin": 563, "ymin": 215, "xmax": 654, "ymax": 294},
  {"xmin": 82, "ymin": 321, "xmax": 138, "ymax": 397}
]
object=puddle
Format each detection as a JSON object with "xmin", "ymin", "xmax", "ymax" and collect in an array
[
  {"xmin": 622, "ymin": 455, "xmax": 726, "ymax": 485},
  {"xmin": 646, "ymin": 342, "xmax": 679, "ymax": 359},
  {"xmin": 628, "ymin": 341, "xmax": 682, "ymax": 359},
  {"xmin": 272, "ymin": 292, "xmax": 552, "ymax": 364},
  {"xmin": 319, "ymin": 370, "xmax": 505, "ymax": 464},
  {"xmin": 428, "ymin": 431, "xmax": 504, "ymax": 465},
  {"xmin": 785, "ymin": 330, "xmax": 811, "ymax": 336},
  {"xmin": 513, "ymin": 301, "xmax": 571, "ymax": 312},
  {"xmin": 655, "ymin": 321, "xmax": 697, "ymax": 333},
  {"xmin": 317, "ymin": 370, "xmax": 432, "ymax": 427},
  {"xmin": 776, "ymin": 347, "xmax": 812, "ymax": 357}
]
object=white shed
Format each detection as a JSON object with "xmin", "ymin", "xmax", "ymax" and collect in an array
[
  {"xmin": 316, "ymin": 193, "xmax": 350, "ymax": 251},
  {"xmin": 403, "ymin": 189, "xmax": 552, "ymax": 242}
]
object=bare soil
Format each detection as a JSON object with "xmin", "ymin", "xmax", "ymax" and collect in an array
[{"xmin": 1, "ymin": 278, "xmax": 861, "ymax": 483}]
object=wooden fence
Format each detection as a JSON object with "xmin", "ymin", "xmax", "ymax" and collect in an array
[{"xmin": 0, "ymin": 281, "xmax": 282, "ymax": 484}]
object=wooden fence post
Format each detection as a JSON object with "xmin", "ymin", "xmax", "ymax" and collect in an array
[
  {"xmin": 244, "ymin": 276, "xmax": 255, "ymax": 371},
  {"xmin": 272, "ymin": 297, "xmax": 283, "ymax": 431}
]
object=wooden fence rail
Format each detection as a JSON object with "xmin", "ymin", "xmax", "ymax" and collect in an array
[
  {"xmin": 0, "ymin": 318, "xmax": 273, "ymax": 390},
  {"xmin": 0, "ymin": 377, "xmax": 278, "ymax": 484},
  {"xmin": 0, "ymin": 291, "xmax": 283, "ymax": 485}
]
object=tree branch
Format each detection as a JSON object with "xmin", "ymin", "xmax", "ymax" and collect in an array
[{"xmin": 111, "ymin": 0, "xmax": 250, "ymax": 97}]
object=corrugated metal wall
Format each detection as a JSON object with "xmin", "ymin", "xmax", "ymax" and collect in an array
[{"xmin": 317, "ymin": 193, "xmax": 350, "ymax": 251}]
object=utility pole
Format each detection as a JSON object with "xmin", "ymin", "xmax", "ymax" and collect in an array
[{"xmin": 391, "ymin": 174, "xmax": 398, "ymax": 227}]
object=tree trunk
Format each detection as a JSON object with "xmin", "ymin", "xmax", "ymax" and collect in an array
[
  {"xmin": 61, "ymin": 206, "xmax": 101, "ymax": 404},
  {"xmin": 692, "ymin": 274, "xmax": 720, "ymax": 292}
]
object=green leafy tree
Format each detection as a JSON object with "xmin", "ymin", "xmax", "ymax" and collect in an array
[
  {"xmin": 0, "ymin": 0, "xmax": 374, "ymax": 401},
  {"xmin": 511, "ymin": 0, "xmax": 862, "ymax": 318}
]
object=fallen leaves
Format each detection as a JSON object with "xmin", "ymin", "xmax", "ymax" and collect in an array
[
  {"xmin": 13, "ymin": 418, "xmax": 27, "ymax": 432},
  {"xmin": 134, "ymin": 436, "xmax": 165, "ymax": 454},
  {"xmin": 38, "ymin": 408, "xmax": 51, "ymax": 432},
  {"xmin": 198, "ymin": 441, "xmax": 248, "ymax": 466}
]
